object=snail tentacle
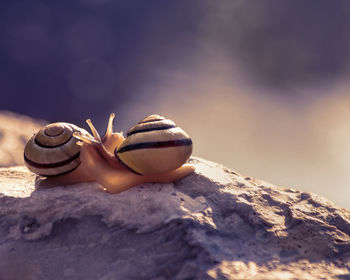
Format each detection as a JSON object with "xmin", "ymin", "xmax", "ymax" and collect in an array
[
  {"xmin": 105, "ymin": 113, "xmax": 115, "ymax": 138},
  {"xmin": 74, "ymin": 118, "xmax": 122, "ymax": 169},
  {"xmin": 86, "ymin": 119, "xmax": 102, "ymax": 141},
  {"xmin": 101, "ymin": 113, "xmax": 125, "ymax": 153},
  {"xmin": 73, "ymin": 133, "xmax": 99, "ymax": 146}
]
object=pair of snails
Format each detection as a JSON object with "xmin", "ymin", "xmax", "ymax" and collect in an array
[{"xmin": 24, "ymin": 114, "xmax": 194, "ymax": 193}]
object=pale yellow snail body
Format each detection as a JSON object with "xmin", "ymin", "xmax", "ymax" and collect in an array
[{"xmin": 24, "ymin": 114, "xmax": 194, "ymax": 193}]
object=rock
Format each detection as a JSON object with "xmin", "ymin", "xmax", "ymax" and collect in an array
[
  {"xmin": 0, "ymin": 157, "xmax": 349, "ymax": 280},
  {"xmin": 0, "ymin": 111, "xmax": 46, "ymax": 167}
]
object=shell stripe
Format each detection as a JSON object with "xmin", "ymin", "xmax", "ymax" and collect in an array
[
  {"xmin": 114, "ymin": 154, "xmax": 143, "ymax": 175},
  {"xmin": 44, "ymin": 129, "xmax": 62, "ymax": 137},
  {"xmin": 139, "ymin": 118, "xmax": 164, "ymax": 124},
  {"xmin": 34, "ymin": 136, "xmax": 73, "ymax": 148},
  {"xmin": 24, "ymin": 152, "xmax": 80, "ymax": 169},
  {"xmin": 127, "ymin": 124, "xmax": 176, "ymax": 136},
  {"xmin": 117, "ymin": 139, "xmax": 192, "ymax": 153},
  {"xmin": 48, "ymin": 163, "xmax": 81, "ymax": 177}
]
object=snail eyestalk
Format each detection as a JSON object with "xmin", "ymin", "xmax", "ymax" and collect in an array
[
  {"xmin": 74, "ymin": 119, "xmax": 120, "ymax": 169},
  {"xmin": 86, "ymin": 119, "xmax": 102, "ymax": 142},
  {"xmin": 73, "ymin": 133, "xmax": 99, "ymax": 146},
  {"xmin": 105, "ymin": 113, "xmax": 115, "ymax": 138}
]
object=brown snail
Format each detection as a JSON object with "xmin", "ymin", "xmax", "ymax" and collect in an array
[{"xmin": 24, "ymin": 113, "xmax": 195, "ymax": 193}]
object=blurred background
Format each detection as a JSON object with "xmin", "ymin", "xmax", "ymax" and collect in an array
[{"xmin": 1, "ymin": 0, "xmax": 350, "ymax": 208}]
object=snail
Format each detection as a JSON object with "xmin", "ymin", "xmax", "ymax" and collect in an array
[{"xmin": 24, "ymin": 113, "xmax": 195, "ymax": 193}]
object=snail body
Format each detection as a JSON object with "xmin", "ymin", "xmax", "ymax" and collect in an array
[
  {"xmin": 25, "ymin": 114, "xmax": 194, "ymax": 193},
  {"xmin": 24, "ymin": 123, "xmax": 91, "ymax": 176}
]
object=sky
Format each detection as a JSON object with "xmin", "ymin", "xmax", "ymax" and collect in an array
[{"xmin": 1, "ymin": 0, "xmax": 350, "ymax": 208}]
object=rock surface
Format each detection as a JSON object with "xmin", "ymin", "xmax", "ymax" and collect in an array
[
  {"xmin": 0, "ymin": 111, "xmax": 46, "ymax": 167},
  {"xmin": 0, "ymin": 157, "xmax": 349, "ymax": 280}
]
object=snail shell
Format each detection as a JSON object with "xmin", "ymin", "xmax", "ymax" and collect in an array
[
  {"xmin": 115, "ymin": 115, "xmax": 193, "ymax": 175},
  {"xmin": 24, "ymin": 123, "xmax": 91, "ymax": 176}
]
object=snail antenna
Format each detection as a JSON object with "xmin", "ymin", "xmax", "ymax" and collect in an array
[{"xmin": 105, "ymin": 113, "xmax": 115, "ymax": 138}]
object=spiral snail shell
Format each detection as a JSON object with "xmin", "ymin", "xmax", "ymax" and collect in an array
[
  {"xmin": 116, "ymin": 115, "xmax": 192, "ymax": 175},
  {"xmin": 24, "ymin": 123, "xmax": 91, "ymax": 176}
]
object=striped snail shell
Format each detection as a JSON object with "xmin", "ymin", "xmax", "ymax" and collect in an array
[
  {"xmin": 115, "ymin": 115, "xmax": 193, "ymax": 175},
  {"xmin": 24, "ymin": 123, "xmax": 91, "ymax": 176}
]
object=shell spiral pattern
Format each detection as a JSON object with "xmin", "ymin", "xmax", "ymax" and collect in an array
[
  {"xmin": 115, "ymin": 115, "xmax": 193, "ymax": 175},
  {"xmin": 24, "ymin": 123, "xmax": 91, "ymax": 176}
]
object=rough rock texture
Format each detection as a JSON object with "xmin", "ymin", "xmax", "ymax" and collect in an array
[
  {"xmin": 0, "ymin": 111, "xmax": 46, "ymax": 167},
  {"xmin": 0, "ymin": 158, "xmax": 349, "ymax": 280}
]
